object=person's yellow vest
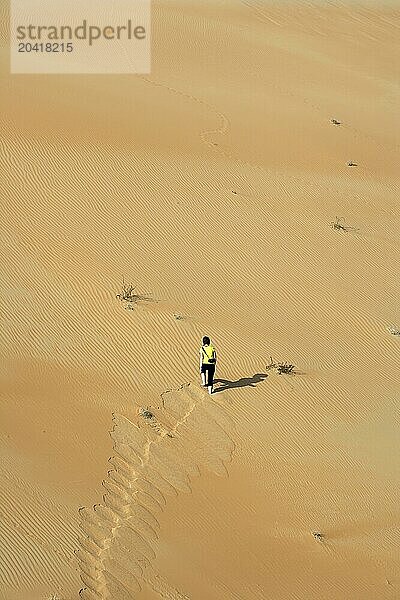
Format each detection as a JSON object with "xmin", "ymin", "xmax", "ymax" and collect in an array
[{"xmin": 201, "ymin": 345, "xmax": 215, "ymax": 364}]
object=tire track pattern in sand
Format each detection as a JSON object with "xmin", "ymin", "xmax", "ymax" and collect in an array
[{"xmin": 77, "ymin": 383, "xmax": 235, "ymax": 599}]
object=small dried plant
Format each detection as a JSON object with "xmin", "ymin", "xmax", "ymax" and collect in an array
[
  {"xmin": 330, "ymin": 216, "xmax": 358, "ymax": 233},
  {"xmin": 331, "ymin": 216, "xmax": 348, "ymax": 232},
  {"xmin": 266, "ymin": 357, "xmax": 296, "ymax": 375},
  {"xmin": 116, "ymin": 278, "xmax": 138, "ymax": 303}
]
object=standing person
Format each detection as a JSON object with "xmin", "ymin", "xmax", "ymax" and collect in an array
[{"xmin": 200, "ymin": 336, "xmax": 217, "ymax": 395}]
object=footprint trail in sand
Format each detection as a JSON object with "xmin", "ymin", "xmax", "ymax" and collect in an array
[{"xmin": 77, "ymin": 383, "xmax": 235, "ymax": 599}]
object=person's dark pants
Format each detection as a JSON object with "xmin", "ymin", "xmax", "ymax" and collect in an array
[{"xmin": 201, "ymin": 364, "xmax": 215, "ymax": 387}]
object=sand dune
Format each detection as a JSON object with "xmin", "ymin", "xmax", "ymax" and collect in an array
[{"xmin": 1, "ymin": 0, "xmax": 400, "ymax": 598}]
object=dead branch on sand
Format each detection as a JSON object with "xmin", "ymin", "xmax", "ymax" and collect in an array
[
  {"xmin": 266, "ymin": 357, "xmax": 296, "ymax": 375},
  {"xmin": 116, "ymin": 279, "xmax": 153, "ymax": 309},
  {"xmin": 331, "ymin": 216, "xmax": 348, "ymax": 231},
  {"xmin": 330, "ymin": 216, "xmax": 358, "ymax": 233},
  {"xmin": 116, "ymin": 278, "xmax": 138, "ymax": 303}
]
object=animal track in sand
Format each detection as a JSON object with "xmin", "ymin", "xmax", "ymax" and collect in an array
[{"xmin": 77, "ymin": 382, "xmax": 235, "ymax": 599}]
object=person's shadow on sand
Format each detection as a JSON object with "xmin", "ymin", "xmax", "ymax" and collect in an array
[{"xmin": 214, "ymin": 373, "xmax": 268, "ymax": 393}]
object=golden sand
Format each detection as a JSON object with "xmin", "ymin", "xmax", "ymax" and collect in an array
[{"xmin": 1, "ymin": 1, "xmax": 399, "ymax": 598}]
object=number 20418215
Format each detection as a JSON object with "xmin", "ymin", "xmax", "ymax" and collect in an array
[{"xmin": 18, "ymin": 42, "xmax": 74, "ymax": 52}]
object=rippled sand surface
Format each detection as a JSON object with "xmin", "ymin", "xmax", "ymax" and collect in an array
[{"xmin": 1, "ymin": 1, "xmax": 399, "ymax": 598}]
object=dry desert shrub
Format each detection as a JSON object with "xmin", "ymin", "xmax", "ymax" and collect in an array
[
  {"xmin": 266, "ymin": 357, "xmax": 296, "ymax": 375},
  {"xmin": 330, "ymin": 216, "xmax": 359, "ymax": 233},
  {"xmin": 331, "ymin": 216, "xmax": 348, "ymax": 231},
  {"xmin": 116, "ymin": 278, "xmax": 138, "ymax": 303},
  {"xmin": 116, "ymin": 278, "xmax": 152, "ymax": 309}
]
